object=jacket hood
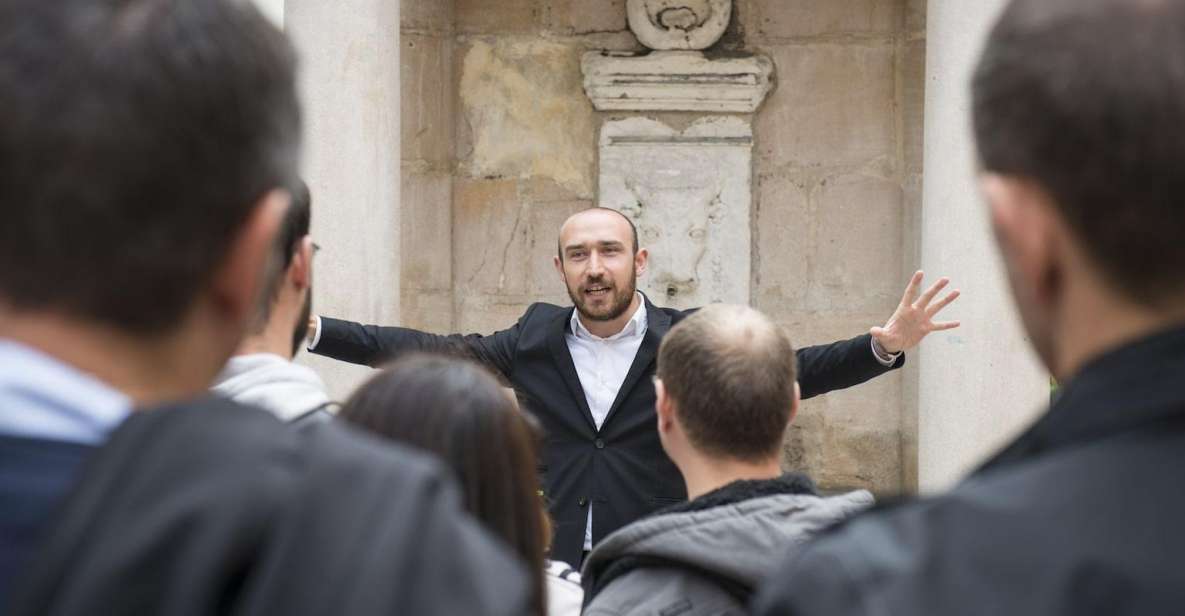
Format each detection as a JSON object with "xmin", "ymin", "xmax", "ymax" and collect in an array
[
  {"xmin": 211, "ymin": 353, "xmax": 331, "ymax": 422},
  {"xmin": 584, "ymin": 475, "xmax": 873, "ymax": 598}
]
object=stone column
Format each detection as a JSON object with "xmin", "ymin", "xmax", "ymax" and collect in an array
[
  {"xmin": 917, "ymin": 0, "xmax": 1048, "ymax": 491},
  {"xmin": 286, "ymin": 0, "xmax": 402, "ymax": 400}
]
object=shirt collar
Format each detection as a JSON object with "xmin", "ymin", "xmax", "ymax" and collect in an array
[
  {"xmin": 569, "ymin": 293, "xmax": 648, "ymax": 341},
  {"xmin": 0, "ymin": 338, "xmax": 131, "ymax": 445}
]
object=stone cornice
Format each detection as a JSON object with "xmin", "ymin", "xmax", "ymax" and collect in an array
[{"xmin": 581, "ymin": 50, "xmax": 775, "ymax": 113}]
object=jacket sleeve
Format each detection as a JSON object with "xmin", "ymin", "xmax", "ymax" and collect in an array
[
  {"xmin": 796, "ymin": 333, "xmax": 903, "ymax": 400},
  {"xmin": 310, "ymin": 307, "xmax": 536, "ymax": 380}
]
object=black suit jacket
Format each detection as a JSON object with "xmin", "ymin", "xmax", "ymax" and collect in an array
[{"xmin": 314, "ymin": 297, "xmax": 902, "ymax": 566}]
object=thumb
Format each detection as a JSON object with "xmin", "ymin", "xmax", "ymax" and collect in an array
[{"xmin": 870, "ymin": 326, "xmax": 885, "ymax": 337}]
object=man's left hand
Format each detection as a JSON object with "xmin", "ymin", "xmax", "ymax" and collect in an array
[{"xmin": 871, "ymin": 270, "xmax": 961, "ymax": 354}]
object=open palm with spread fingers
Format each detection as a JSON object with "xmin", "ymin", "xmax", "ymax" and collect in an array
[{"xmin": 871, "ymin": 271, "xmax": 961, "ymax": 354}]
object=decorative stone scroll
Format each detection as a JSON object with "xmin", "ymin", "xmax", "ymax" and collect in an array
[
  {"xmin": 598, "ymin": 117, "xmax": 752, "ymax": 309},
  {"xmin": 582, "ymin": 50, "xmax": 774, "ymax": 113},
  {"xmin": 626, "ymin": 0, "xmax": 732, "ymax": 51}
]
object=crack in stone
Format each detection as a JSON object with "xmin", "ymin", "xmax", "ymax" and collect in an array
[{"xmin": 496, "ymin": 199, "xmax": 529, "ymax": 290}]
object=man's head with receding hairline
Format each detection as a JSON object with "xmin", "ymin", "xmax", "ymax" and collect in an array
[
  {"xmin": 654, "ymin": 304, "xmax": 799, "ymax": 467},
  {"xmin": 553, "ymin": 208, "xmax": 649, "ymax": 332}
]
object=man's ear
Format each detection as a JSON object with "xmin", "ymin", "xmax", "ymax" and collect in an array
[
  {"xmin": 982, "ymin": 174, "xmax": 1060, "ymax": 305},
  {"xmin": 290, "ymin": 235, "xmax": 313, "ymax": 291},
  {"xmin": 635, "ymin": 248, "xmax": 649, "ymax": 278},
  {"xmin": 553, "ymin": 254, "xmax": 565, "ymax": 283},
  {"xmin": 209, "ymin": 188, "xmax": 288, "ymax": 329},
  {"xmin": 654, "ymin": 378, "xmax": 675, "ymax": 433}
]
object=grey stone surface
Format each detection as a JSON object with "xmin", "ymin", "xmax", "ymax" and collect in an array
[
  {"xmin": 917, "ymin": 0, "xmax": 1047, "ymax": 491},
  {"xmin": 287, "ymin": 0, "xmax": 402, "ymax": 401}
]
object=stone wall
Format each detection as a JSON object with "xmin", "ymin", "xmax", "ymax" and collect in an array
[
  {"xmin": 399, "ymin": 0, "xmax": 926, "ymax": 495},
  {"xmin": 400, "ymin": 0, "xmax": 456, "ymax": 333}
]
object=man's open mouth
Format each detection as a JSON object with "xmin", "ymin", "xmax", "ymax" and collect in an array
[{"xmin": 585, "ymin": 285, "xmax": 612, "ymax": 297}]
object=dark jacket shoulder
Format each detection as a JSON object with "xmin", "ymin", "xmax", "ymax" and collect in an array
[{"xmin": 11, "ymin": 397, "xmax": 529, "ymax": 616}]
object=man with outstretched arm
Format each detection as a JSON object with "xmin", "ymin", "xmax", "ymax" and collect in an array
[{"xmin": 308, "ymin": 207, "xmax": 960, "ymax": 567}]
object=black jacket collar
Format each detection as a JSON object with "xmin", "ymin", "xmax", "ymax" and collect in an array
[{"xmin": 979, "ymin": 323, "xmax": 1185, "ymax": 474}]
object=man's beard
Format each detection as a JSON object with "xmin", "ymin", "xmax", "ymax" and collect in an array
[
  {"xmin": 291, "ymin": 288, "xmax": 312, "ymax": 357},
  {"xmin": 567, "ymin": 269, "xmax": 637, "ymax": 323}
]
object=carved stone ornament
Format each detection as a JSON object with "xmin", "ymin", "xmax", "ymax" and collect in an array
[
  {"xmin": 627, "ymin": 0, "xmax": 732, "ymax": 50},
  {"xmin": 582, "ymin": 50, "xmax": 774, "ymax": 113},
  {"xmin": 598, "ymin": 117, "xmax": 752, "ymax": 308}
]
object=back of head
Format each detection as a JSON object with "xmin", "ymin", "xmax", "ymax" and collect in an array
[
  {"xmin": 339, "ymin": 355, "xmax": 547, "ymax": 615},
  {"xmin": 973, "ymin": 0, "xmax": 1185, "ymax": 308},
  {"xmin": 0, "ymin": 0, "xmax": 300, "ymax": 334},
  {"xmin": 657, "ymin": 304, "xmax": 797, "ymax": 462}
]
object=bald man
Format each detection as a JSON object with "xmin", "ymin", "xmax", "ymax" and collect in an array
[{"xmin": 308, "ymin": 207, "xmax": 959, "ymax": 567}]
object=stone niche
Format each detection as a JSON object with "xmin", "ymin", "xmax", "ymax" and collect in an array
[{"xmin": 599, "ymin": 117, "xmax": 752, "ymax": 309}]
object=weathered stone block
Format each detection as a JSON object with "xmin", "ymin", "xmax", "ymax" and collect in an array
[
  {"xmin": 745, "ymin": 0, "xmax": 899, "ymax": 40},
  {"xmin": 454, "ymin": 177, "xmax": 588, "ymax": 299},
  {"xmin": 810, "ymin": 174, "xmax": 903, "ymax": 312},
  {"xmin": 754, "ymin": 171, "xmax": 811, "ymax": 307},
  {"xmin": 456, "ymin": 0, "xmax": 539, "ymax": 33},
  {"xmin": 402, "ymin": 34, "xmax": 453, "ymax": 167},
  {"xmin": 401, "ymin": 0, "xmax": 453, "ymax": 33},
  {"xmin": 903, "ymin": 38, "xmax": 926, "ymax": 174},
  {"xmin": 401, "ymin": 289, "xmax": 455, "ymax": 333},
  {"xmin": 458, "ymin": 38, "xmax": 596, "ymax": 197},
  {"xmin": 401, "ymin": 171, "xmax": 452, "ymax": 293},
  {"xmin": 755, "ymin": 44, "xmax": 895, "ymax": 168},
  {"xmin": 543, "ymin": 0, "xmax": 628, "ymax": 35},
  {"xmin": 906, "ymin": 0, "xmax": 926, "ymax": 33},
  {"xmin": 819, "ymin": 421, "xmax": 901, "ymax": 494}
]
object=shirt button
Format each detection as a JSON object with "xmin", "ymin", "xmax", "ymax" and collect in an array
[
  {"xmin": 578, "ymin": 497, "xmax": 589, "ymax": 507},
  {"xmin": 595, "ymin": 438, "xmax": 605, "ymax": 449}
]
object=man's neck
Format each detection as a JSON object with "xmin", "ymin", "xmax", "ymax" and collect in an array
[
  {"xmin": 236, "ymin": 318, "xmax": 295, "ymax": 360},
  {"xmin": 0, "ymin": 310, "xmax": 224, "ymax": 408},
  {"xmin": 577, "ymin": 293, "xmax": 642, "ymax": 338},
  {"xmin": 678, "ymin": 452, "xmax": 783, "ymax": 501},
  {"xmin": 1055, "ymin": 280, "xmax": 1185, "ymax": 381}
]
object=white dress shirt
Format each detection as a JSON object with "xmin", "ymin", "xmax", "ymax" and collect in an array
[
  {"xmin": 565, "ymin": 294, "xmax": 648, "ymax": 552},
  {"xmin": 0, "ymin": 339, "xmax": 130, "ymax": 445}
]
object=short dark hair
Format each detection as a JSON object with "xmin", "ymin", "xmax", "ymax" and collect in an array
[
  {"xmin": 252, "ymin": 180, "xmax": 312, "ymax": 330},
  {"xmin": 556, "ymin": 207, "xmax": 640, "ymax": 261},
  {"xmin": 973, "ymin": 0, "xmax": 1185, "ymax": 307},
  {"xmin": 657, "ymin": 305, "xmax": 797, "ymax": 462},
  {"xmin": 340, "ymin": 355, "xmax": 548, "ymax": 616},
  {"xmin": 0, "ymin": 0, "xmax": 300, "ymax": 334}
]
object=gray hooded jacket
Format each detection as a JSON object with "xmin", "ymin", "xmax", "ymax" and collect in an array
[
  {"xmin": 581, "ymin": 474, "xmax": 873, "ymax": 616},
  {"xmin": 211, "ymin": 353, "xmax": 332, "ymax": 422}
]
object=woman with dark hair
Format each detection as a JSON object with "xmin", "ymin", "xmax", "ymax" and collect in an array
[{"xmin": 339, "ymin": 354, "xmax": 581, "ymax": 616}]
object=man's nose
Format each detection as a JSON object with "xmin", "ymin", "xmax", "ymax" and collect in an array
[{"xmin": 587, "ymin": 252, "xmax": 605, "ymax": 275}]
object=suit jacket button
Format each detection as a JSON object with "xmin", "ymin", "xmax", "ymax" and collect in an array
[
  {"xmin": 594, "ymin": 438, "xmax": 605, "ymax": 449},
  {"xmin": 578, "ymin": 497, "xmax": 589, "ymax": 507}
]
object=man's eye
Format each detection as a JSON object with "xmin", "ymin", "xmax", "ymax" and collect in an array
[{"xmin": 569, "ymin": 252, "xmax": 586, "ymax": 260}]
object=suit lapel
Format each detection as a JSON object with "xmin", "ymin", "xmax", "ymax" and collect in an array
[
  {"xmin": 547, "ymin": 308, "xmax": 598, "ymax": 431},
  {"xmin": 601, "ymin": 297, "xmax": 672, "ymax": 429}
]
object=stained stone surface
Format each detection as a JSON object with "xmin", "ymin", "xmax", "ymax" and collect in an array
[
  {"xmin": 598, "ymin": 116, "xmax": 751, "ymax": 309},
  {"xmin": 626, "ymin": 0, "xmax": 732, "ymax": 50}
]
